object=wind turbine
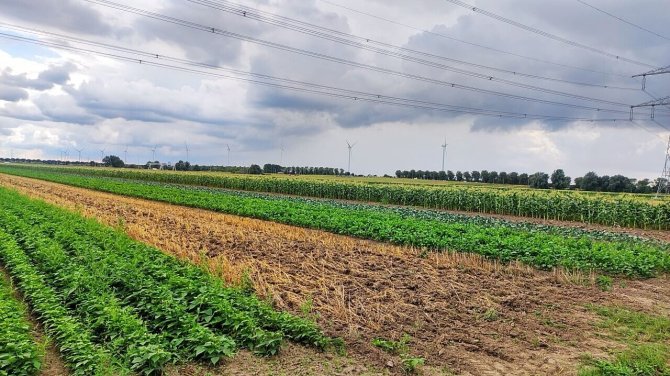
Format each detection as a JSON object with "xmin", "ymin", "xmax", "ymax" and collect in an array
[
  {"xmin": 99, "ymin": 148, "xmax": 105, "ymax": 163},
  {"xmin": 185, "ymin": 142, "xmax": 190, "ymax": 162},
  {"xmin": 74, "ymin": 147, "xmax": 83, "ymax": 163},
  {"xmin": 346, "ymin": 140, "xmax": 356, "ymax": 175},
  {"xmin": 151, "ymin": 145, "xmax": 157, "ymax": 162},
  {"xmin": 441, "ymin": 138, "xmax": 448, "ymax": 172},
  {"xmin": 280, "ymin": 143, "xmax": 285, "ymax": 165},
  {"xmin": 124, "ymin": 145, "xmax": 128, "ymax": 165},
  {"xmin": 226, "ymin": 144, "xmax": 231, "ymax": 165}
]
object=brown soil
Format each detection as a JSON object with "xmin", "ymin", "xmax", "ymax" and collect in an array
[{"xmin": 1, "ymin": 174, "xmax": 669, "ymax": 376}]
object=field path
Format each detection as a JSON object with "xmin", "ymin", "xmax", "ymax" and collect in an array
[{"xmin": 2, "ymin": 173, "xmax": 668, "ymax": 375}]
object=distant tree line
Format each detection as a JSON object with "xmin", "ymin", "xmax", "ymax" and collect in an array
[
  {"xmin": 0, "ymin": 157, "xmax": 665, "ymax": 194},
  {"xmin": 395, "ymin": 169, "xmax": 532, "ymax": 185},
  {"xmin": 266, "ymin": 164, "xmax": 345, "ymax": 175},
  {"xmin": 394, "ymin": 167, "xmax": 664, "ymax": 193}
]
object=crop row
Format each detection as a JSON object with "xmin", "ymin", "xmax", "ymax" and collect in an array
[
  {"xmin": 3, "ymin": 164, "xmax": 667, "ymax": 229},
  {"xmin": 5, "ymin": 168, "xmax": 669, "ymax": 277},
  {"xmin": 0, "ymin": 187, "xmax": 331, "ymax": 375},
  {"xmin": 0, "ymin": 272, "xmax": 41, "ymax": 376}
]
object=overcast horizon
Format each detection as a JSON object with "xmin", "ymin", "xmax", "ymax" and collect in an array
[{"xmin": 1, "ymin": 0, "xmax": 669, "ymax": 180}]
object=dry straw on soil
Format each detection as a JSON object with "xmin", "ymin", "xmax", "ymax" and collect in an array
[{"xmin": 2, "ymin": 174, "xmax": 669, "ymax": 376}]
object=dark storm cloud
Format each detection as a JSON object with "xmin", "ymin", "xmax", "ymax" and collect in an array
[
  {"xmin": 132, "ymin": 1, "xmax": 263, "ymax": 66},
  {"xmin": 60, "ymin": 79, "xmax": 240, "ymax": 126},
  {"xmin": 0, "ymin": 0, "xmax": 113, "ymax": 36}
]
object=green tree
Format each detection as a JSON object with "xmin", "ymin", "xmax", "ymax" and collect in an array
[
  {"xmin": 499, "ymin": 171, "xmax": 508, "ymax": 184},
  {"xmin": 529, "ymin": 172, "xmax": 549, "ymax": 189},
  {"xmin": 579, "ymin": 172, "xmax": 600, "ymax": 191},
  {"xmin": 471, "ymin": 170, "xmax": 481, "ymax": 182},
  {"xmin": 550, "ymin": 169, "xmax": 571, "ymax": 189},
  {"xmin": 508, "ymin": 172, "xmax": 519, "ymax": 185},
  {"xmin": 102, "ymin": 155, "xmax": 124, "ymax": 168},
  {"xmin": 248, "ymin": 164, "xmax": 263, "ymax": 174},
  {"xmin": 636, "ymin": 178, "xmax": 652, "ymax": 193}
]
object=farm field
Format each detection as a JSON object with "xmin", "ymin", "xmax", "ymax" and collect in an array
[
  {"xmin": 0, "ymin": 183, "xmax": 340, "ymax": 375},
  {"xmin": 5, "ymin": 164, "xmax": 669, "ymax": 230},
  {"xmin": 0, "ymin": 172, "xmax": 669, "ymax": 375},
  {"xmin": 0, "ymin": 165, "xmax": 668, "ymax": 278}
]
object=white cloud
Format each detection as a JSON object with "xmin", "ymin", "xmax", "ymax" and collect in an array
[{"xmin": 0, "ymin": 0, "xmax": 669, "ymax": 179}]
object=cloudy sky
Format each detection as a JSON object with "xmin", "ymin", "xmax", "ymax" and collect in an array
[{"xmin": 1, "ymin": 0, "xmax": 669, "ymax": 178}]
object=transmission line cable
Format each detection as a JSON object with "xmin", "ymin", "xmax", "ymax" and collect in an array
[
  {"xmin": 318, "ymin": 0, "xmax": 631, "ymax": 79},
  {"xmin": 443, "ymin": 0, "xmax": 659, "ymax": 68},
  {"xmin": 80, "ymin": 0, "xmax": 663, "ymax": 113},
  {"xmin": 576, "ymin": 0, "xmax": 670, "ymax": 42},
  {"xmin": 0, "ymin": 28, "xmax": 645, "ymax": 123},
  {"xmin": 184, "ymin": 0, "xmax": 639, "ymax": 90}
]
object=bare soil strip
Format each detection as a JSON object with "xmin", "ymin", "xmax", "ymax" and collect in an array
[{"xmin": 1, "ymin": 174, "xmax": 668, "ymax": 375}]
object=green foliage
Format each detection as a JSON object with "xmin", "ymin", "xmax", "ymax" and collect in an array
[
  {"xmin": 401, "ymin": 355, "xmax": 425, "ymax": 374},
  {"xmin": 588, "ymin": 305, "xmax": 670, "ymax": 343},
  {"xmin": 372, "ymin": 335, "xmax": 424, "ymax": 374},
  {"xmin": 2, "ymin": 166, "xmax": 668, "ymax": 278},
  {"xmin": 529, "ymin": 172, "xmax": 550, "ymax": 189},
  {"xmin": 579, "ymin": 344, "xmax": 670, "ymax": 376},
  {"xmin": 3, "ymin": 164, "xmax": 668, "ymax": 230},
  {"xmin": 0, "ymin": 187, "xmax": 332, "ymax": 373},
  {"xmin": 596, "ymin": 275, "xmax": 613, "ymax": 291},
  {"xmin": 0, "ymin": 232, "xmax": 127, "ymax": 376},
  {"xmin": 101, "ymin": 155, "xmax": 124, "ymax": 168},
  {"xmin": 580, "ymin": 306, "xmax": 670, "ymax": 376},
  {"xmin": 248, "ymin": 164, "xmax": 262, "ymax": 174},
  {"xmin": 0, "ymin": 275, "xmax": 41, "ymax": 376},
  {"xmin": 481, "ymin": 308, "xmax": 500, "ymax": 321}
]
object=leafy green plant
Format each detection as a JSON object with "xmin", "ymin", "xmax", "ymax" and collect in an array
[
  {"xmin": 372, "ymin": 334, "xmax": 411, "ymax": 355},
  {"xmin": 0, "ymin": 231, "xmax": 127, "ymax": 376},
  {"xmin": 372, "ymin": 335, "xmax": 424, "ymax": 373},
  {"xmin": 0, "ymin": 274, "xmax": 42, "ymax": 376},
  {"xmin": 401, "ymin": 355, "xmax": 425, "ymax": 374},
  {"xmin": 481, "ymin": 308, "xmax": 500, "ymax": 321},
  {"xmin": 596, "ymin": 275, "xmax": 613, "ymax": 292}
]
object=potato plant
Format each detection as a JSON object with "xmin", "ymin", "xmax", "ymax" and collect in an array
[
  {"xmin": 0, "ymin": 188, "xmax": 332, "ymax": 375},
  {"xmin": 0, "ymin": 273, "xmax": 41, "ymax": 376}
]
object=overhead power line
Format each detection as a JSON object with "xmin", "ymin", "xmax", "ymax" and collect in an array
[
  {"xmin": 0, "ymin": 27, "xmax": 643, "ymax": 123},
  {"xmin": 81, "ymin": 0, "xmax": 663, "ymax": 114},
  {"xmin": 443, "ymin": 0, "xmax": 659, "ymax": 69},
  {"xmin": 185, "ymin": 0, "xmax": 639, "ymax": 90},
  {"xmin": 576, "ymin": 0, "xmax": 670, "ymax": 42},
  {"xmin": 318, "ymin": 0, "xmax": 631, "ymax": 79},
  {"xmin": 633, "ymin": 65, "xmax": 670, "ymax": 89}
]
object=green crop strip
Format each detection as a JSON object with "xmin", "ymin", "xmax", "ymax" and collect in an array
[
  {"xmin": 1, "ymin": 167, "xmax": 668, "ymax": 278},
  {"xmin": 579, "ymin": 305, "xmax": 670, "ymax": 376},
  {"xmin": 4, "ymin": 164, "xmax": 668, "ymax": 230},
  {"xmin": 0, "ymin": 187, "xmax": 332, "ymax": 375},
  {"xmin": 0, "ymin": 272, "xmax": 41, "ymax": 376}
]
